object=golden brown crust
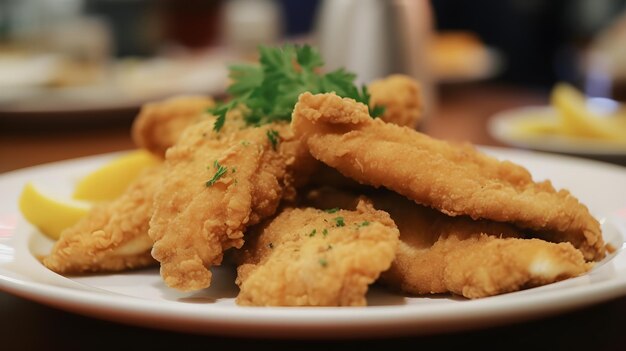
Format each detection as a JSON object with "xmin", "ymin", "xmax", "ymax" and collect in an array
[
  {"xmin": 131, "ymin": 95, "xmax": 215, "ymax": 157},
  {"xmin": 149, "ymin": 116, "xmax": 290, "ymax": 292},
  {"xmin": 235, "ymin": 200, "xmax": 399, "ymax": 306},
  {"xmin": 442, "ymin": 236, "xmax": 590, "ymax": 298},
  {"xmin": 368, "ymin": 74, "xmax": 423, "ymax": 128},
  {"xmin": 376, "ymin": 194, "xmax": 590, "ymax": 298},
  {"xmin": 303, "ymin": 187, "xmax": 590, "ymax": 298},
  {"xmin": 43, "ymin": 166, "xmax": 163, "ymax": 274},
  {"xmin": 291, "ymin": 92, "xmax": 604, "ymax": 261}
]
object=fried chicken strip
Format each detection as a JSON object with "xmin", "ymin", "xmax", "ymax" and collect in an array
[
  {"xmin": 440, "ymin": 235, "xmax": 590, "ymax": 298},
  {"xmin": 43, "ymin": 166, "xmax": 163, "ymax": 274},
  {"xmin": 292, "ymin": 92, "xmax": 604, "ymax": 261},
  {"xmin": 132, "ymin": 95, "xmax": 318, "ymax": 199},
  {"xmin": 235, "ymin": 200, "xmax": 399, "ymax": 306},
  {"xmin": 149, "ymin": 115, "xmax": 292, "ymax": 292},
  {"xmin": 131, "ymin": 95, "xmax": 215, "ymax": 157},
  {"xmin": 368, "ymin": 74, "xmax": 423, "ymax": 128},
  {"xmin": 305, "ymin": 187, "xmax": 591, "ymax": 298},
  {"xmin": 369, "ymin": 191, "xmax": 590, "ymax": 298}
]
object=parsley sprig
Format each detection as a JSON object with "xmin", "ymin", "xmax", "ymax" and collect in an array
[
  {"xmin": 206, "ymin": 160, "xmax": 228, "ymax": 187},
  {"xmin": 209, "ymin": 44, "xmax": 384, "ymax": 132},
  {"xmin": 266, "ymin": 129, "xmax": 279, "ymax": 150}
]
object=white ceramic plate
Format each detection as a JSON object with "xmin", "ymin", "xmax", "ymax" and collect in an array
[
  {"xmin": 488, "ymin": 106, "xmax": 626, "ymax": 157},
  {"xmin": 0, "ymin": 54, "xmax": 229, "ymax": 115},
  {"xmin": 1, "ymin": 148, "xmax": 626, "ymax": 338}
]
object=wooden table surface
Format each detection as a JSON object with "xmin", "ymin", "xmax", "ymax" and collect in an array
[{"xmin": 1, "ymin": 83, "xmax": 625, "ymax": 350}]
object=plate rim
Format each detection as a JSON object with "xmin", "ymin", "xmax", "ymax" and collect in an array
[{"xmin": 1, "ymin": 148, "xmax": 626, "ymax": 338}]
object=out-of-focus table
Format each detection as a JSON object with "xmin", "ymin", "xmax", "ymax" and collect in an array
[{"xmin": 1, "ymin": 83, "xmax": 625, "ymax": 349}]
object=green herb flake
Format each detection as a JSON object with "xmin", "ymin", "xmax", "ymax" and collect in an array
[
  {"xmin": 325, "ymin": 208, "xmax": 339, "ymax": 214},
  {"xmin": 334, "ymin": 217, "xmax": 345, "ymax": 227},
  {"xmin": 322, "ymin": 229, "xmax": 328, "ymax": 237},
  {"xmin": 209, "ymin": 103, "xmax": 232, "ymax": 132},
  {"xmin": 308, "ymin": 229, "xmax": 317, "ymax": 237},
  {"xmin": 359, "ymin": 221, "xmax": 370, "ymax": 227},
  {"xmin": 205, "ymin": 161, "xmax": 228, "ymax": 187},
  {"xmin": 319, "ymin": 258, "xmax": 328, "ymax": 267},
  {"xmin": 266, "ymin": 129, "xmax": 280, "ymax": 150}
]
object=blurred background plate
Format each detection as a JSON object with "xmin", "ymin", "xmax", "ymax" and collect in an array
[
  {"xmin": 488, "ymin": 106, "xmax": 626, "ymax": 162},
  {"xmin": 0, "ymin": 52, "xmax": 229, "ymax": 120}
]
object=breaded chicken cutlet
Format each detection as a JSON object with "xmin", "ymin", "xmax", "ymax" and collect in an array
[
  {"xmin": 305, "ymin": 188, "xmax": 590, "ymax": 298},
  {"xmin": 149, "ymin": 114, "xmax": 298, "ymax": 292},
  {"xmin": 132, "ymin": 95, "xmax": 215, "ymax": 157},
  {"xmin": 235, "ymin": 199, "xmax": 399, "ymax": 306},
  {"xmin": 368, "ymin": 74, "xmax": 423, "ymax": 129},
  {"xmin": 43, "ymin": 166, "xmax": 163, "ymax": 274},
  {"xmin": 372, "ymin": 192, "xmax": 590, "ymax": 298},
  {"xmin": 292, "ymin": 92, "xmax": 605, "ymax": 262}
]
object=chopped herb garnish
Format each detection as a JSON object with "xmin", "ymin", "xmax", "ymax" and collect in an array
[
  {"xmin": 207, "ymin": 44, "xmax": 384, "ymax": 132},
  {"xmin": 327, "ymin": 244, "xmax": 333, "ymax": 250},
  {"xmin": 210, "ymin": 103, "xmax": 230, "ymax": 132},
  {"xmin": 319, "ymin": 258, "xmax": 328, "ymax": 267},
  {"xmin": 322, "ymin": 229, "xmax": 328, "ymax": 237},
  {"xmin": 308, "ymin": 229, "xmax": 317, "ymax": 237},
  {"xmin": 266, "ymin": 129, "xmax": 279, "ymax": 150},
  {"xmin": 325, "ymin": 208, "xmax": 339, "ymax": 214},
  {"xmin": 205, "ymin": 161, "xmax": 228, "ymax": 187},
  {"xmin": 359, "ymin": 221, "xmax": 370, "ymax": 227},
  {"xmin": 241, "ymin": 140, "xmax": 250, "ymax": 146},
  {"xmin": 334, "ymin": 217, "xmax": 345, "ymax": 227}
]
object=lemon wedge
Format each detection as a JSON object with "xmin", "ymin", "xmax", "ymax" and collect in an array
[
  {"xmin": 551, "ymin": 83, "xmax": 626, "ymax": 141},
  {"xmin": 73, "ymin": 149, "xmax": 160, "ymax": 202},
  {"xmin": 19, "ymin": 182, "xmax": 90, "ymax": 240}
]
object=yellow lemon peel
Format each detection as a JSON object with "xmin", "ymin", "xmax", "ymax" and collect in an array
[
  {"xmin": 19, "ymin": 182, "xmax": 90, "ymax": 240},
  {"xmin": 73, "ymin": 149, "xmax": 160, "ymax": 202}
]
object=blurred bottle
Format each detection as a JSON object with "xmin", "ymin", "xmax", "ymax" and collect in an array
[
  {"xmin": 315, "ymin": 0, "xmax": 434, "ymax": 123},
  {"xmin": 221, "ymin": 0, "xmax": 283, "ymax": 57},
  {"xmin": 45, "ymin": 17, "xmax": 112, "ymax": 64}
]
